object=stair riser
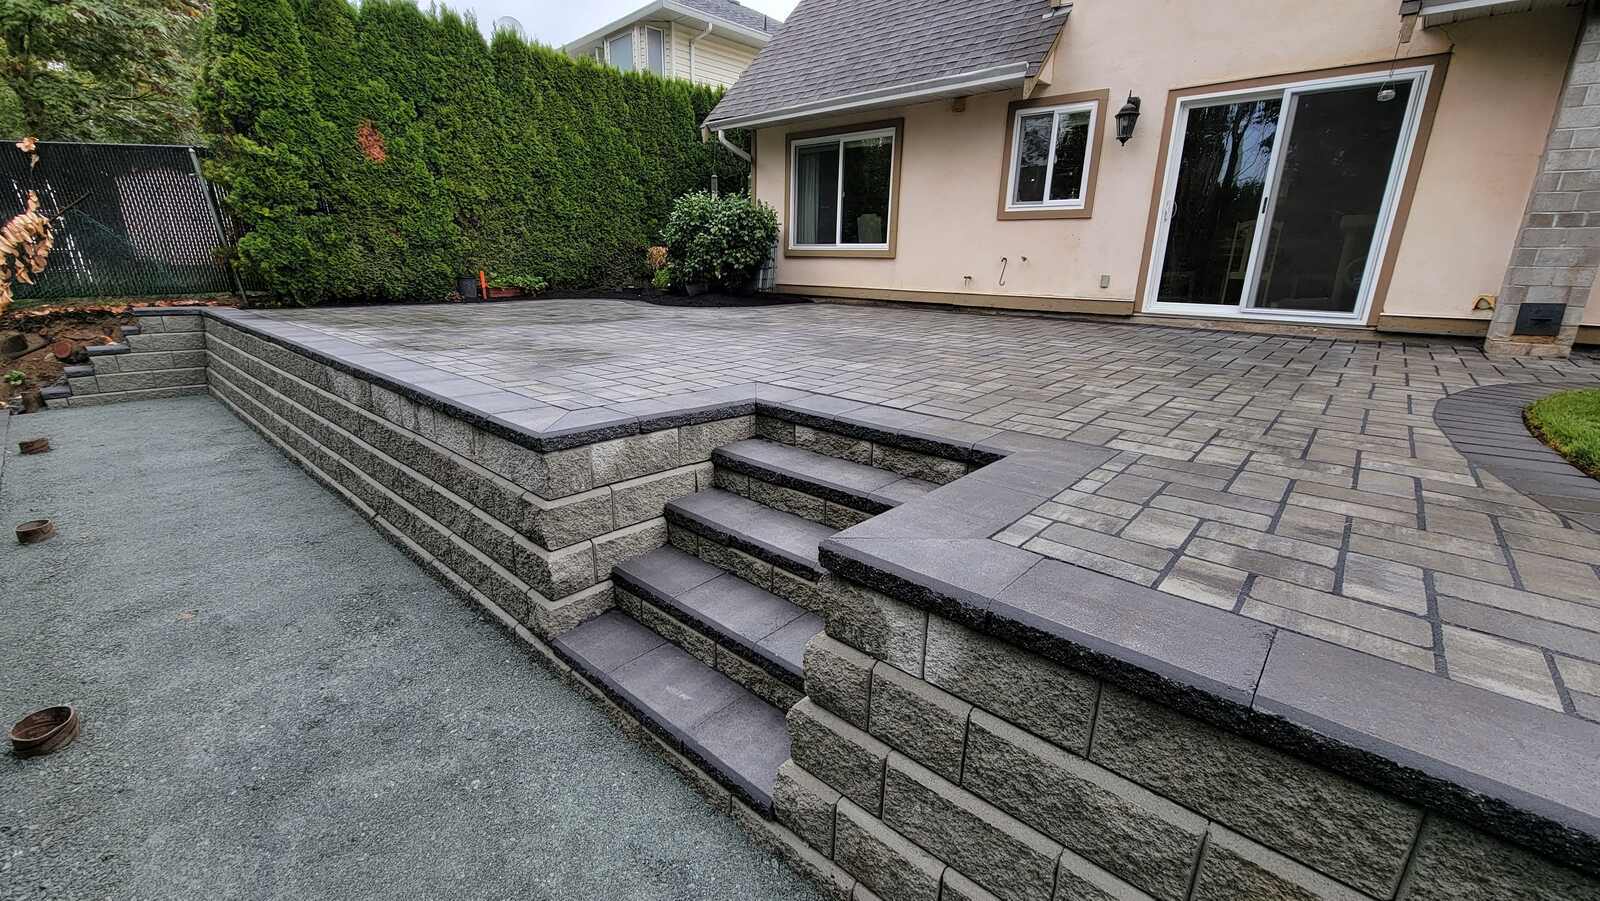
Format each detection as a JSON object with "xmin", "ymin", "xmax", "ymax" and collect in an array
[
  {"xmin": 755, "ymin": 416, "xmax": 971, "ymax": 485},
  {"xmin": 713, "ymin": 468, "xmax": 874, "ymax": 530},
  {"xmin": 667, "ymin": 523, "xmax": 829, "ymax": 616},
  {"xmin": 664, "ymin": 505, "xmax": 827, "ymax": 583},
  {"xmin": 616, "ymin": 587, "xmax": 802, "ymax": 710}
]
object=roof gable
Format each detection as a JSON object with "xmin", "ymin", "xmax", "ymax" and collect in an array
[
  {"xmin": 563, "ymin": 0, "xmax": 781, "ymax": 57},
  {"xmin": 705, "ymin": 0, "xmax": 1070, "ymax": 129},
  {"xmin": 676, "ymin": 0, "xmax": 781, "ymax": 33}
]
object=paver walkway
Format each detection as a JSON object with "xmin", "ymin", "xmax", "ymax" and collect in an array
[{"xmin": 259, "ymin": 298, "xmax": 1600, "ymax": 719}]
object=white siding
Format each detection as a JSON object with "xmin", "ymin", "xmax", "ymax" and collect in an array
[
  {"xmin": 686, "ymin": 32, "xmax": 758, "ymax": 88},
  {"xmin": 580, "ymin": 20, "xmax": 760, "ymax": 87}
]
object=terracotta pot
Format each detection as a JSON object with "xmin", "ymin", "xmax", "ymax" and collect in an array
[
  {"xmin": 16, "ymin": 519, "xmax": 54, "ymax": 544},
  {"xmin": 18, "ymin": 437, "xmax": 49, "ymax": 455},
  {"xmin": 10, "ymin": 705, "xmax": 79, "ymax": 758}
]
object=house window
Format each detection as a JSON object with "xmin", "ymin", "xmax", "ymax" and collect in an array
[
  {"xmin": 1006, "ymin": 100, "xmax": 1097, "ymax": 211},
  {"xmin": 606, "ymin": 32, "xmax": 635, "ymax": 72},
  {"xmin": 790, "ymin": 125, "xmax": 898, "ymax": 252},
  {"xmin": 645, "ymin": 27, "xmax": 665, "ymax": 76}
]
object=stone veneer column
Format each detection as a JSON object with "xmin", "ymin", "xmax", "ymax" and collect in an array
[{"xmin": 1486, "ymin": 2, "xmax": 1600, "ymax": 359}]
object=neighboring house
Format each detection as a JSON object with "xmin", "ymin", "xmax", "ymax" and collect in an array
[
  {"xmin": 563, "ymin": 0, "xmax": 781, "ymax": 88},
  {"xmin": 705, "ymin": 0, "xmax": 1600, "ymax": 358}
]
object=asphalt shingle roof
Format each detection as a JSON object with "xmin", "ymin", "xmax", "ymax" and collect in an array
[
  {"xmin": 677, "ymin": 0, "xmax": 782, "ymax": 34},
  {"xmin": 705, "ymin": 0, "xmax": 1069, "ymax": 128}
]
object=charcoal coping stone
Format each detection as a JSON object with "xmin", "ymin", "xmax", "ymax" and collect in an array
[
  {"xmin": 824, "ymin": 444, "xmax": 1600, "ymax": 878},
  {"xmin": 614, "ymin": 547, "xmax": 818, "ymax": 685},
  {"xmin": 551, "ymin": 611, "xmax": 789, "ymax": 813},
  {"xmin": 193, "ymin": 305, "xmax": 1600, "ymax": 874},
  {"xmin": 713, "ymin": 438, "xmax": 919, "ymax": 513},
  {"xmin": 665, "ymin": 489, "xmax": 831, "ymax": 579}
]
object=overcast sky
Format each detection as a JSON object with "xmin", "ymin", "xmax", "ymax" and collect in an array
[{"xmin": 445, "ymin": 0, "xmax": 799, "ymax": 47}]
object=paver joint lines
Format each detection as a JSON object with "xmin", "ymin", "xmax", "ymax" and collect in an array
[{"xmin": 257, "ymin": 298, "xmax": 1600, "ymax": 719}]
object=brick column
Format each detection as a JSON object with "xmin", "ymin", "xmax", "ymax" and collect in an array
[{"xmin": 1486, "ymin": 2, "xmax": 1600, "ymax": 359}]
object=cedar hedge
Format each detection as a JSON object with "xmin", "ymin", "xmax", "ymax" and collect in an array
[{"xmin": 199, "ymin": 0, "xmax": 748, "ymax": 305}]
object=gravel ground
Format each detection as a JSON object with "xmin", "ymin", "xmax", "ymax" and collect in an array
[{"xmin": 0, "ymin": 396, "xmax": 820, "ymax": 901}]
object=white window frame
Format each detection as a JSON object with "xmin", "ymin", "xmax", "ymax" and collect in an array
[
  {"xmin": 606, "ymin": 32, "xmax": 635, "ymax": 71},
  {"xmin": 644, "ymin": 26, "xmax": 665, "ymax": 76},
  {"xmin": 1004, "ymin": 100, "xmax": 1098, "ymax": 212},
  {"xmin": 788, "ymin": 126, "xmax": 897, "ymax": 252},
  {"xmin": 1141, "ymin": 65, "xmax": 1432, "ymax": 326}
]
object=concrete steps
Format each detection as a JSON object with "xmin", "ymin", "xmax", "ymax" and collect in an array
[
  {"xmin": 572, "ymin": 440, "xmax": 916, "ymax": 818},
  {"xmin": 552, "ymin": 610, "xmax": 792, "ymax": 814},
  {"xmin": 665, "ymin": 488, "xmax": 832, "ymax": 581},
  {"xmin": 614, "ymin": 546, "xmax": 821, "ymax": 689},
  {"xmin": 714, "ymin": 438, "xmax": 937, "ymax": 519}
]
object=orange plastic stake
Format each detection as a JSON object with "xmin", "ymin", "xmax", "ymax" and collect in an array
[{"xmin": 478, "ymin": 271, "xmax": 488, "ymax": 300}]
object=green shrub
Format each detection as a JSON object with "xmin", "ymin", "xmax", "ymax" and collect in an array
[
  {"xmin": 198, "ymin": 0, "xmax": 750, "ymax": 305},
  {"xmin": 488, "ymin": 270, "xmax": 548, "ymax": 294},
  {"xmin": 660, "ymin": 191, "xmax": 778, "ymax": 292}
]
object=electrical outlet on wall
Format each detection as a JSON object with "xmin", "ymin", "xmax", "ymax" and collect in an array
[{"xmin": 1100, "ymin": 275, "xmax": 1111, "ymax": 289}]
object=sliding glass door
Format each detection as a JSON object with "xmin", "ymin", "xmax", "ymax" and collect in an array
[{"xmin": 1146, "ymin": 68, "xmax": 1428, "ymax": 323}]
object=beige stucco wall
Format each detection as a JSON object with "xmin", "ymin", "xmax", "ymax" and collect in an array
[{"xmin": 752, "ymin": 0, "xmax": 1581, "ymax": 327}]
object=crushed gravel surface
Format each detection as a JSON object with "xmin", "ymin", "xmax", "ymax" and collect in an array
[{"xmin": 0, "ymin": 396, "xmax": 818, "ymax": 901}]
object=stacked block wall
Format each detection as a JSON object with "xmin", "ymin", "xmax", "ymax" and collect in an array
[
  {"xmin": 777, "ymin": 576, "xmax": 1600, "ymax": 901},
  {"xmin": 201, "ymin": 318, "xmax": 750, "ymax": 639},
  {"xmin": 179, "ymin": 318, "xmax": 1600, "ymax": 899},
  {"xmin": 72, "ymin": 314, "xmax": 208, "ymax": 405}
]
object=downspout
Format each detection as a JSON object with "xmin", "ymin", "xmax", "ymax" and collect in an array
[{"xmin": 687, "ymin": 21, "xmax": 713, "ymax": 83}]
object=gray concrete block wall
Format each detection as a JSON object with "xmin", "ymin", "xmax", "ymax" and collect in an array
[
  {"xmin": 74, "ymin": 314, "xmax": 208, "ymax": 406},
  {"xmin": 1487, "ymin": 4, "xmax": 1600, "ymax": 358},
  {"xmin": 201, "ymin": 319, "xmax": 745, "ymax": 642},
  {"xmin": 780, "ymin": 579, "xmax": 1600, "ymax": 901}
]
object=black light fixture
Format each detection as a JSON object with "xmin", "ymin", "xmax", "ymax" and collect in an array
[{"xmin": 1115, "ymin": 93, "xmax": 1142, "ymax": 145}]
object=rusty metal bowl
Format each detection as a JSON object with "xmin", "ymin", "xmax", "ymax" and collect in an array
[
  {"xmin": 9, "ymin": 705, "xmax": 79, "ymax": 758},
  {"xmin": 15, "ymin": 519, "xmax": 55, "ymax": 544}
]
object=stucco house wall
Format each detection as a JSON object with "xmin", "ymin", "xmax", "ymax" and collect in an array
[{"xmin": 750, "ymin": 0, "xmax": 1583, "ymax": 335}]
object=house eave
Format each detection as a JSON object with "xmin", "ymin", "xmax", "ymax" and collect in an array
[
  {"xmin": 563, "ymin": 0, "xmax": 774, "ymax": 56},
  {"xmin": 704, "ymin": 62, "xmax": 1032, "ymax": 131},
  {"xmin": 1399, "ymin": 0, "xmax": 1584, "ymax": 27}
]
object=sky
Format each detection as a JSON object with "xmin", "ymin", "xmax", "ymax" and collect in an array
[{"xmin": 444, "ymin": 0, "xmax": 799, "ymax": 48}]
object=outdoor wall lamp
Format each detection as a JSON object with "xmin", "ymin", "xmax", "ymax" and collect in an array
[{"xmin": 1115, "ymin": 93, "xmax": 1142, "ymax": 145}]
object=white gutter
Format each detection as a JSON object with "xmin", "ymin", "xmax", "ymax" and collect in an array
[
  {"xmin": 704, "ymin": 62, "xmax": 1031, "ymax": 131},
  {"xmin": 716, "ymin": 129, "xmax": 750, "ymax": 162},
  {"xmin": 562, "ymin": 0, "xmax": 772, "ymax": 57},
  {"xmin": 688, "ymin": 21, "xmax": 714, "ymax": 83}
]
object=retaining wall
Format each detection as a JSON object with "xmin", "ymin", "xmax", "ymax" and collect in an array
[
  {"xmin": 67, "ymin": 310, "xmax": 209, "ymax": 406},
  {"xmin": 72, "ymin": 306, "xmax": 1600, "ymax": 901},
  {"xmin": 202, "ymin": 316, "xmax": 749, "ymax": 639},
  {"xmin": 780, "ymin": 578, "xmax": 1600, "ymax": 900}
]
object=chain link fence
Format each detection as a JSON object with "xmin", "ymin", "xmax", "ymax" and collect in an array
[{"xmin": 1, "ymin": 141, "xmax": 251, "ymax": 304}]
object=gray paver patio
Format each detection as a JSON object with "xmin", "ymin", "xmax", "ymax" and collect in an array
[{"xmin": 256, "ymin": 298, "xmax": 1600, "ymax": 718}]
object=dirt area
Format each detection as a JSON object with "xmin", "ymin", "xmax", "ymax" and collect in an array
[{"xmin": 0, "ymin": 299, "xmax": 233, "ymax": 404}]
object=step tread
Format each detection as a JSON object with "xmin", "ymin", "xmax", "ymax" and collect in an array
[
  {"xmin": 666, "ymin": 489, "xmax": 833, "ymax": 578},
  {"xmin": 714, "ymin": 438, "xmax": 937, "ymax": 512},
  {"xmin": 552, "ymin": 610, "xmax": 790, "ymax": 812},
  {"xmin": 614, "ymin": 546, "xmax": 823, "ymax": 683}
]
